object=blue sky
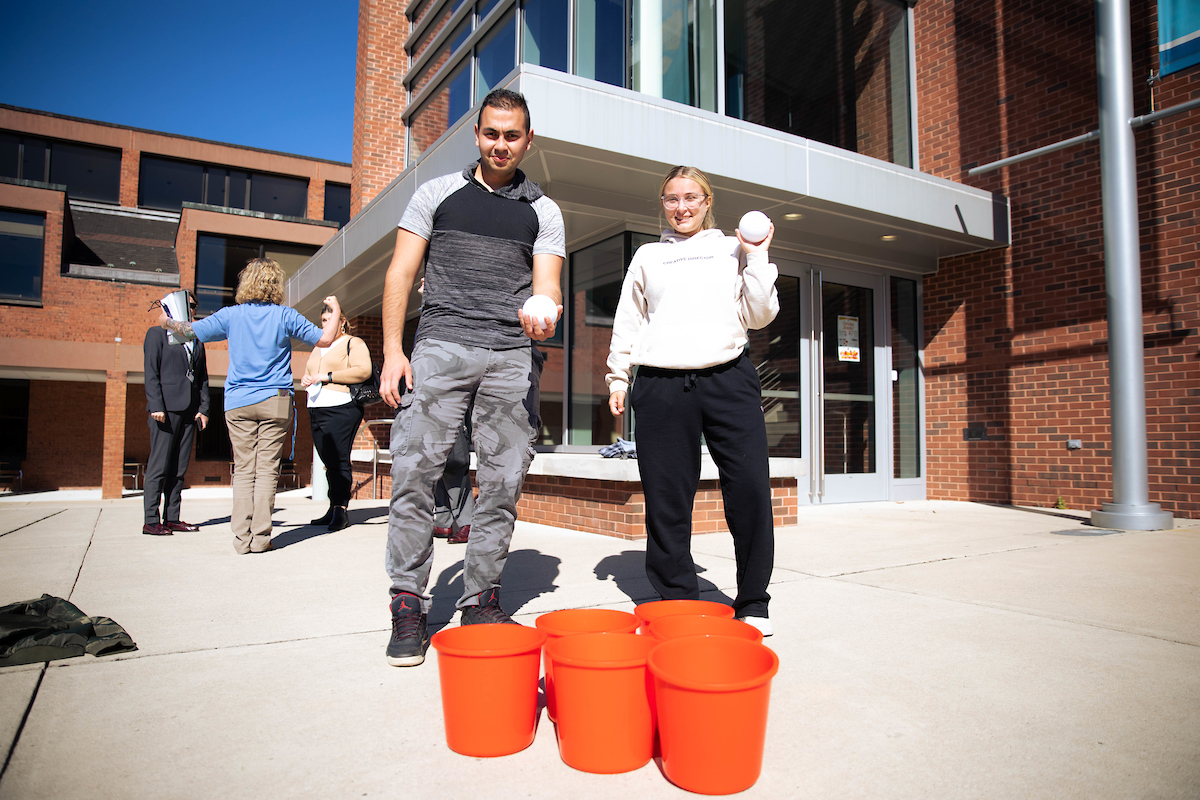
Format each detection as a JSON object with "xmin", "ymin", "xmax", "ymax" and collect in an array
[{"xmin": 1, "ymin": 0, "xmax": 359, "ymax": 163}]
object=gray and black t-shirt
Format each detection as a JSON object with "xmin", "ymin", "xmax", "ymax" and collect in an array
[{"xmin": 399, "ymin": 161, "xmax": 565, "ymax": 350}]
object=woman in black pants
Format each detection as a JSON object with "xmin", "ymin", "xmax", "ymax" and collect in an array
[
  {"xmin": 606, "ymin": 166, "xmax": 779, "ymax": 635},
  {"xmin": 301, "ymin": 304, "xmax": 372, "ymax": 531}
]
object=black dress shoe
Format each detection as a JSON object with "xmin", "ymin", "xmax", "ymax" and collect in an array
[
  {"xmin": 327, "ymin": 506, "xmax": 349, "ymax": 531},
  {"xmin": 311, "ymin": 506, "xmax": 335, "ymax": 526},
  {"xmin": 164, "ymin": 520, "xmax": 200, "ymax": 532},
  {"xmin": 142, "ymin": 523, "xmax": 173, "ymax": 536}
]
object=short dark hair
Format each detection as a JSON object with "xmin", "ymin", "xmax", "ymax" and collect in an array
[{"xmin": 477, "ymin": 88, "xmax": 531, "ymax": 132}]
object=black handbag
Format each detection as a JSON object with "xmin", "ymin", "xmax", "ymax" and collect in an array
[{"xmin": 346, "ymin": 339, "xmax": 383, "ymax": 407}]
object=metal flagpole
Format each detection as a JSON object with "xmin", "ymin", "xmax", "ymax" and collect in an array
[{"xmin": 1090, "ymin": 0, "xmax": 1172, "ymax": 530}]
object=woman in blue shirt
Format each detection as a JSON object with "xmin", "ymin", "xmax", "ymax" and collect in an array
[{"xmin": 159, "ymin": 258, "xmax": 343, "ymax": 554}]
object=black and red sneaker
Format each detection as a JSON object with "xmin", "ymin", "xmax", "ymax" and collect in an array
[
  {"xmin": 459, "ymin": 587, "xmax": 518, "ymax": 625},
  {"xmin": 386, "ymin": 592, "xmax": 429, "ymax": 666}
]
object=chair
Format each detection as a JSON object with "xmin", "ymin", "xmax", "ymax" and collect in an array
[
  {"xmin": 278, "ymin": 459, "xmax": 299, "ymax": 489},
  {"xmin": 0, "ymin": 465, "xmax": 21, "ymax": 493},
  {"xmin": 123, "ymin": 461, "xmax": 144, "ymax": 490}
]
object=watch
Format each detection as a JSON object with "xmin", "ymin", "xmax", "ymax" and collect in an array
[{"xmin": 326, "ymin": 371, "xmax": 333, "ymax": 384}]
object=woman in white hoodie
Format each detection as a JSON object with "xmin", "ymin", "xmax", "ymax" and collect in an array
[{"xmin": 606, "ymin": 166, "xmax": 779, "ymax": 635}]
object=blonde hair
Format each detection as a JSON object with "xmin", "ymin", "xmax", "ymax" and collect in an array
[
  {"xmin": 235, "ymin": 258, "xmax": 285, "ymax": 305},
  {"xmin": 659, "ymin": 166, "xmax": 718, "ymax": 231}
]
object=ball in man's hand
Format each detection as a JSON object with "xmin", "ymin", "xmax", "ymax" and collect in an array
[{"xmin": 522, "ymin": 294, "xmax": 559, "ymax": 323}]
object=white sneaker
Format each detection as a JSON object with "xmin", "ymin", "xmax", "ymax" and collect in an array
[{"xmin": 736, "ymin": 616, "xmax": 773, "ymax": 637}]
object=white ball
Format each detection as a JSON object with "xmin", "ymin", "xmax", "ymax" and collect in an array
[
  {"xmin": 738, "ymin": 210, "xmax": 771, "ymax": 244},
  {"xmin": 522, "ymin": 294, "xmax": 559, "ymax": 322}
]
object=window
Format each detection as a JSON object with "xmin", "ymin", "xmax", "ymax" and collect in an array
[
  {"xmin": 749, "ymin": 275, "xmax": 802, "ymax": 458},
  {"xmin": 631, "ymin": 0, "xmax": 717, "ymax": 111},
  {"xmin": 409, "ymin": 60, "xmax": 472, "ymax": 163},
  {"xmin": 891, "ymin": 276, "xmax": 920, "ymax": 478},
  {"xmin": 475, "ymin": 8, "xmax": 517, "ymax": 101},
  {"xmin": 725, "ymin": 0, "xmax": 913, "ymax": 166},
  {"xmin": 0, "ymin": 379, "xmax": 30, "ymax": 466},
  {"xmin": 0, "ymin": 132, "xmax": 120, "ymax": 200},
  {"xmin": 139, "ymin": 155, "xmax": 308, "ymax": 217},
  {"xmin": 195, "ymin": 388, "xmax": 232, "ymax": 461},
  {"xmin": 575, "ymin": 0, "xmax": 626, "ymax": 87},
  {"xmin": 324, "ymin": 183, "xmax": 351, "ymax": 227},
  {"xmin": 49, "ymin": 142, "xmax": 122, "ymax": 203},
  {"xmin": 0, "ymin": 209, "xmax": 44, "ymax": 305},
  {"xmin": 522, "ymin": 0, "xmax": 569, "ymax": 73},
  {"xmin": 194, "ymin": 234, "xmax": 319, "ymax": 316},
  {"xmin": 567, "ymin": 231, "xmax": 655, "ymax": 446}
]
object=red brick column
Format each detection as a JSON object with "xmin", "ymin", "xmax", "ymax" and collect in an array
[
  {"xmin": 102, "ymin": 371, "xmax": 128, "ymax": 499},
  {"xmin": 352, "ymin": 0, "xmax": 410, "ymax": 215}
]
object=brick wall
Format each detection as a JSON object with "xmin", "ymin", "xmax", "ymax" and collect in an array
[
  {"xmin": 24, "ymin": 381, "xmax": 105, "ymax": 490},
  {"xmin": 353, "ymin": 0, "xmax": 411, "ymax": 214},
  {"xmin": 916, "ymin": 0, "xmax": 1199, "ymax": 518}
]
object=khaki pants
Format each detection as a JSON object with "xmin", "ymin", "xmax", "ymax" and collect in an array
[{"xmin": 226, "ymin": 392, "xmax": 293, "ymax": 554}]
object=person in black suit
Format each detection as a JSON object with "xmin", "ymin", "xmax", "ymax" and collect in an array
[{"xmin": 143, "ymin": 298, "xmax": 210, "ymax": 536}]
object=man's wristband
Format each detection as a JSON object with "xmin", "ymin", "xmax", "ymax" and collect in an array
[{"xmin": 326, "ymin": 371, "xmax": 333, "ymax": 384}]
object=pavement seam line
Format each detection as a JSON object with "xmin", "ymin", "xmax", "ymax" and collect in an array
[
  {"xmin": 819, "ymin": 542, "xmax": 1057, "ymax": 578},
  {"xmin": 0, "ymin": 509, "xmax": 66, "ymax": 539},
  {"xmin": 66, "ymin": 509, "xmax": 102, "ymax": 602},
  {"xmin": 0, "ymin": 664, "xmax": 46, "ymax": 783}
]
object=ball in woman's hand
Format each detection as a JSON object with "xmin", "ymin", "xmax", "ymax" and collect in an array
[
  {"xmin": 738, "ymin": 211, "xmax": 772, "ymax": 244},
  {"xmin": 522, "ymin": 294, "xmax": 559, "ymax": 322}
]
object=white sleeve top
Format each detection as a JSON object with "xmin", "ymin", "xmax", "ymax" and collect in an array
[{"xmin": 605, "ymin": 228, "xmax": 779, "ymax": 394}]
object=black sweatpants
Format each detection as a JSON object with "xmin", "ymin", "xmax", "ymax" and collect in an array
[
  {"xmin": 310, "ymin": 403, "xmax": 364, "ymax": 506},
  {"xmin": 631, "ymin": 352, "xmax": 774, "ymax": 618},
  {"xmin": 144, "ymin": 410, "xmax": 198, "ymax": 525}
]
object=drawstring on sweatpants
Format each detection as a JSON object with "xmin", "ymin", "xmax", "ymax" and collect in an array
[{"xmin": 683, "ymin": 372, "xmax": 698, "ymax": 391}]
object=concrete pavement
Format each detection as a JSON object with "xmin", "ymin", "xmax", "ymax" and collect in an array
[{"xmin": 0, "ymin": 493, "xmax": 1197, "ymax": 799}]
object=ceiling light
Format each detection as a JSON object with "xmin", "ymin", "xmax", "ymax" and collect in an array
[
  {"xmin": 880, "ymin": 234, "xmax": 899, "ymax": 242},
  {"xmin": 782, "ymin": 212, "xmax": 804, "ymax": 220}
]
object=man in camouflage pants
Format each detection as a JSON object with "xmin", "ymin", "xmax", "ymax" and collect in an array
[{"xmin": 378, "ymin": 88, "xmax": 564, "ymax": 667}]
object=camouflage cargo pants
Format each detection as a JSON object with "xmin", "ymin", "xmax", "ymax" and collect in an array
[{"xmin": 386, "ymin": 338, "xmax": 539, "ymax": 611}]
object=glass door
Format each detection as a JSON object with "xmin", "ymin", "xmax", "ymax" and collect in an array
[{"xmin": 811, "ymin": 266, "xmax": 889, "ymax": 502}]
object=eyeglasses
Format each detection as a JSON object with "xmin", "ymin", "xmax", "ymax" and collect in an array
[{"xmin": 661, "ymin": 194, "xmax": 708, "ymax": 209}]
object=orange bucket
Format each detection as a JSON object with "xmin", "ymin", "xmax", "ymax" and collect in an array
[
  {"xmin": 535, "ymin": 609, "xmax": 639, "ymax": 721},
  {"xmin": 430, "ymin": 624, "xmax": 547, "ymax": 757},
  {"xmin": 545, "ymin": 632, "xmax": 658, "ymax": 773},
  {"xmin": 633, "ymin": 599, "xmax": 735, "ymax": 633},
  {"xmin": 649, "ymin": 636, "xmax": 779, "ymax": 794},
  {"xmin": 647, "ymin": 614, "xmax": 764, "ymax": 644}
]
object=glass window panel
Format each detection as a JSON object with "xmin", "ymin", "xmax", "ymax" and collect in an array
[
  {"xmin": 138, "ymin": 156, "xmax": 205, "ymax": 212},
  {"xmin": 0, "ymin": 132, "xmax": 18, "ymax": 180},
  {"xmin": 324, "ymin": 182, "xmax": 351, "ymax": 227},
  {"xmin": 522, "ymin": 0, "xmax": 568, "ymax": 72},
  {"xmin": 478, "ymin": 0, "xmax": 500, "ymax": 19},
  {"xmin": 568, "ymin": 233, "xmax": 625, "ymax": 446},
  {"xmin": 413, "ymin": 17, "xmax": 471, "ymax": 96},
  {"xmin": 249, "ymin": 172, "xmax": 308, "ymax": 217},
  {"xmin": 475, "ymin": 8, "xmax": 517, "ymax": 101},
  {"xmin": 891, "ymin": 276, "xmax": 920, "ymax": 478},
  {"xmin": 205, "ymin": 168, "xmax": 227, "ymax": 207},
  {"xmin": 50, "ymin": 141, "xmax": 121, "ymax": 203},
  {"xmin": 575, "ymin": 0, "xmax": 625, "ymax": 86},
  {"xmin": 412, "ymin": 3, "xmax": 457, "ymax": 61},
  {"xmin": 631, "ymin": 0, "xmax": 716, "ymax": 110},
  {"xmin": 0, "ymin": 209, "xmax": 44, "ymax": 304},
  {"xmin": 263, "ymin": 241, "xmax": 319, "ymax": 279},
  {"xmin": 822, "ymin": 282, "xmax": 875, "ymax": 474},
  {"xmin": 228, "ymin": 170, "xmax": 248, "ymax": 210},
  {"xmin": 747, "ymin": 275, "xmax": 801, "ymax": 457},
  {"xmin": 19, "ymin": 137, "xmax": 48, "ymax": 183},
  {"xmin": 409, "ymin": 60, "xmax": 472, "ymax": 163},
  {"xmin": 724, "ymin": 0, "xmax": 911, "ymax": 167},
  {"xmin": 195, "ymin": 234, "xmax": 259, "ymax": 316}
]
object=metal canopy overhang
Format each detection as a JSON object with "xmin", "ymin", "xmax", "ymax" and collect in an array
[{"xmin": 288, "ymin": 65, "xmax": 1009, "ymax": 320}]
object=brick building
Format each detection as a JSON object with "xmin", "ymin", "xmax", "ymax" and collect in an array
[
  {"xmin": 4, "ymin": 0, "xmax": 1195, "ymax": 530},
  {"xmin": 0, "ymin": 106, "xmax": 352, "ymax": 497}
]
